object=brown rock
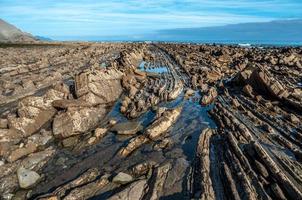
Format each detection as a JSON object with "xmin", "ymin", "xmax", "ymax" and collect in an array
[
  {"xmin": 145, "ymin": 107, "xmax": 182, "ymax": 140},
  {"xmin": 254, "ymin": 160, "xmax": 269, "ymax": 178},
  {"xmin": 131, "ymin": 162, "xmax": 155, "ymax": 177},
  {"xmin": 53, "ymin": 82, "xmax": 70, "ymax": 98},
  {"xmin": 184, "ymin": 88, "xmax": 195, "ymax": 97},
  {"xmin": 28, "ymin": 130, "xmax": 53, "ymax": 147},
  {"xmin": 75, "ymin": 69, "xmax": 123, "ymax": 105},
  {"xmin": 120, "ymin": 106, "xmax": 127, "ymax": 113},
  {"xmin": 63, "ymin": 175, "xmax": 109, "ymax": 200},
  {"xmin": 119, "ymin": 135, "xmax": 149, "ymax": 157},
  {"xmin": 108, "ymin": 179, "xmax": 148, "ymax": 200},
  {"xmin": 8, "ymin": 142, "xmax": 37, "ymax": 162},
  {"xmin": 288, "ymin": 114, "xmax": 300, "ymax": 124},
  {"xmin": 234, "ymin": 66, "xmax": 254, "ymax": 84},
  {"xmin": 17, "ymin": 96, "xmax": 46, "ymax": 119},
  {"xmin": 201, "ymin": 87, "xmax": 217, "ymax": 105},
  {"xmin": 52, "ymin": 99, "xmax": 92, "ymax": 109},
  {"xmin": 206, "ymin": 70, "xmax": 222, "ymax": 83},
  {"xmin": 109, "ymin": 119, "xmax": 117, "ymax": 126},
  {"xmin": 154, "ymin": 138, "xmax": 171, "ymax": 150},
  {"xmin": 168, "ymin": 81, "xmax": 183, "ymax": 100},
  {"xmin": 249, "ymin": 70, "xmax": 288, "ymax": 99},
  {"xmin": 148, "ymin": 163, "xmax": 172, "ymax": 199},
  {"xmin": 9, "ymin": 109, "xmax": 56, "ymax": 137},
  {"xmin": 271, "ymin": 183, "xmax": 287, "ymax": 200},
  {"xmin": 88, "ymin": 136, "xmax": 97, "ymax": 144},
  {"xmin": 231, "ymin": 98, "xmax": 240, "ymax": 107},
  {"xmin": 129, "ymin": 85, "xmax": 138, "ymax": 98},
  {"xmin": 53, "ymin": 107, "xmax": 106, "ymax": 138},
  {"xmin": 196, "ymin": 128, "xmax": 215, "ymax": 200},
  {"xmin": 111, "ymin": 121, "xmax": 143, "ymax": 135},
  {"xmin": 47, "ymin": 168, "xmax": 100, "ymax": 198},
  {"xmin": 43, "ymin": 89, "xmax": 66, "ymax": 106},
  {"xmin": 243, "ymin": 84, "xmax": 254, "ymax": 98},
  {"xmin": 0, "ymin": 128, "xmax": 22, "ymax": 144},
  {"xmin": 62, "ymin": 136, "xmax": 79, "ymax": 147},
  {"xmin": 94, "ymin": 128, "xmax": 108, "ymax": 139},
  {"xmin": 255, "ymin": 95, "xmax": 262, "ymax": 102},
  {"xmin": 0, "ymin": 118, "xmax": 8, "ymax": 129},
  {"xmin": 200, "ymin": 83, "xmax": 209, "ymax": 92}
]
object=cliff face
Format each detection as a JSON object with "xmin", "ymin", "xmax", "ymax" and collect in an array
[{"xmin": 0, "ymin": 19, "xmax": 37, "ymax": 43}]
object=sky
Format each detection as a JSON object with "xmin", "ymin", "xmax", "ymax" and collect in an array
[{"xmin": 0, "ymin": 0, "xmax": 302, "ymax": 40}]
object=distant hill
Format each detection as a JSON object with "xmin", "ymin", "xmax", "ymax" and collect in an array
[
  {"xmin": 35, "ymin": 35, "xmax": 53, "ymax": 41},
  {"xmin": 61, "ymin": 19, "xmax": 302, "ymax": 45},
  {"xmin": 155, "ymin": 19, "xmax": 302, "ymax": 44},
  {"xmin": 0, "ymin": 19, "xmax": 37, "ymax": 43}
]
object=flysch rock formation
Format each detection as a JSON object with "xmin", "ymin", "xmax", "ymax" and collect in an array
[{"xmin": 0, "ymin": 41, "xmax": 301, "ymax": 200}]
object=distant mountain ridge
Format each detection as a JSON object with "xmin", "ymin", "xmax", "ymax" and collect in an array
[
  {"xmin": 0, "ymin": 19, "xmax": 37, "ymax": 43},
  {"xmin": 155, "ymin": 19, "xmax": 302, "ymax": 44},
  {"xmin": 35, "ymin": 35, "xmax": 53, "ymax": 41},
  {"xmin": 55, "ymin": 19, "xmax": 302, "ymax": 45}
]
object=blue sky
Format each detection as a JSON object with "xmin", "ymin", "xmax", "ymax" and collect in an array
[{"xmin": 1, "ymin": 0, "xmax": 301, "ymax": 39}]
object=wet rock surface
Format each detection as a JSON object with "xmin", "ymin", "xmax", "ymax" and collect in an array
[
  {"xmin": 0, "ymin": 42, "xmax": 301, "ymax": 200},
  {"xmin": 110, "ymin": 121, "xmax": 143, "ymax": 135}
]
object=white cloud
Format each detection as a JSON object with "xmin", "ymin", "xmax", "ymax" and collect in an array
[{"xmin": 0, "ymin": 0, "xmax": 300, "ymax": 37}]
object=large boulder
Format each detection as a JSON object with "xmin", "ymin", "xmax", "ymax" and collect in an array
[
  {"xmin": 17, "ymin": 89, "xmax": 64, "ymax": 119},
  {"xmin": 52, "ymin": 107, "xmax": 107, "ymax": 138},
  {"xmin": 53, "ymin": 69, "xmax": 123, "ymax": 138},
  {"xmin": 75, "ymin": 69, "xmax": 123, "ymax": 106},
  {"xmin": 8, "ymin": 109, "xmax": 56, "ymax": 137},
  {"xmin": 8, "ymin": 89, "xmax": 65, "ymax": 137},
  {"xmin": 234, "ymin": 67, "xmax": 302, "ymax": 112},
  {"xmin": 234, "ymin": 68, "xmax": 289, "ymax": 100},
  {"xmin": 248, "ymin": 70, "xmax": 288, "ymax": 99},
  {"xmin": 118, "ymin": 49, "xmax": 144, "ymax": 69}
]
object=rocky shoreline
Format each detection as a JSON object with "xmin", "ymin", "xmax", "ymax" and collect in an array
[{"xmin": 0, "ymin": 42, "xmax": 301, "ymax": 199}]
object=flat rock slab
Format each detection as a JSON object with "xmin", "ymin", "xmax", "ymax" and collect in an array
[
  {"xmin": 110, "ymin": 121, "xmax": 143, "ymax": 135},
  {"xmin": 108, "ymin": 179, "xmax": 148, "ymax": 200},
  {"xmin": 112, "ymin": 172, "xmax": 133, "ymax": 185},
  {"xmin": 53, "ymin": 107, "xmax": 107, "ymax": 138},
  {"xmin": 52, "ymin": 99, "xmax": 93, "ymax": 108}
]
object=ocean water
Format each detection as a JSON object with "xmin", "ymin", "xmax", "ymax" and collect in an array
[
  {"xmin": 138, "ymin": 61, "xmax": 168, "ymax": 73},
  {"xmin": 51, "ymin": 36, "xmax": 302, "ymax": 47}
]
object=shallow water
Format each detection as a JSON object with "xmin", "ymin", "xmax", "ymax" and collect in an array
[
  {"xmin": 139, "ymin": 61, "xmax": 168, "ymax": 73},
  {"xmin": 168, "ymin": 91, "xmax": 216, "ymax": 160},
  {"xmin": 100, "ymin": 62, "xmax": 106, "ymax": 68},
  {"xmin": 106, "ymin": 90, "xmax": 216, "ymax": 161},
  {"xmin": 31, "ymin": 90, "xmax": 216, "ymax": 198}
]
